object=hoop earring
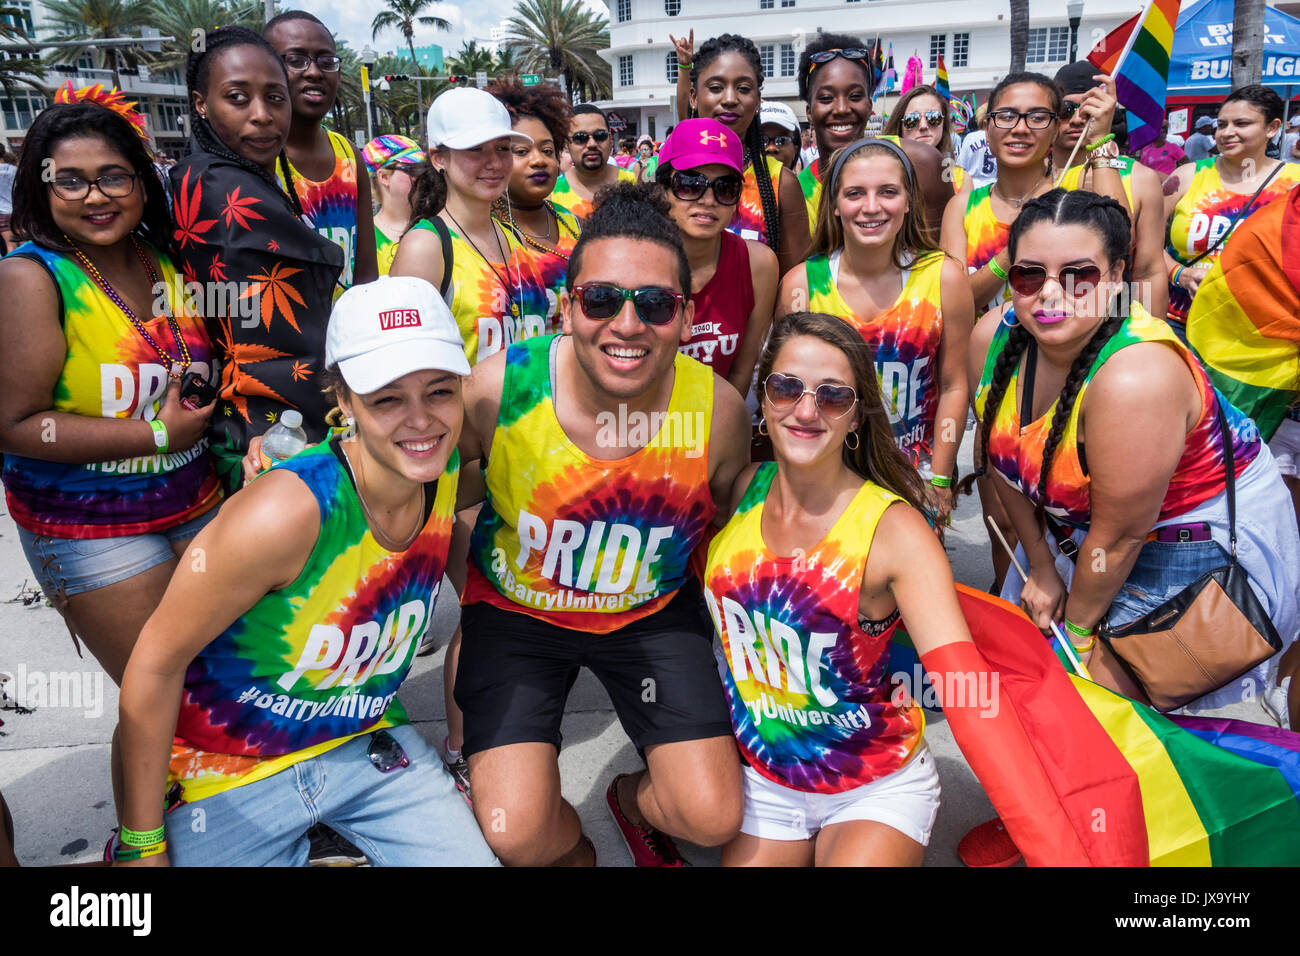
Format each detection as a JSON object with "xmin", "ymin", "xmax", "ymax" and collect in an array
[
  {"xmin": 1000, "ymin": 308, "xmax": 1020, "ymax": 328},
  {"xmin": 758, "ymin": 418, "xmax": 769, "ymax": 436},
  {"xmin": 844, "ymin": 430, "xmax": 860, "ymax": 451}
]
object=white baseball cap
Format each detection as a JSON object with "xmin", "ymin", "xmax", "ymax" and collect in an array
[
  {"xmin": 326, "ymin": 276, "xmax": 470, "ymax": 394},
  {"xmin": 759, "ymin": 101, "xmax": 800, "ymax": 133},
  {"xmin": 426, "ymin": 87, "xmax": 533, "ymax": 149}
]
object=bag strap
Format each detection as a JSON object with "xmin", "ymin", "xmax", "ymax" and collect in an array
[
  {"xmin": 1214, "ymin": 393, "xmax": 1239, "ymax": 562},
  {"xmin": 1184, "ymin": 161, "xmax": 1285, "ymax": 268},
  {"xmin": 429, "ymin": 215, "xmax": 454, "ymax": 300}
]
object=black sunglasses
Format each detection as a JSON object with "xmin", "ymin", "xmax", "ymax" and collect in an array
[
  {"xmin": 669, "ymin": 169, "xmax": 743, "ymax": 206},
  {"xmin": 367, "ymin": 730, "xmax": 410, "ymax": 773},
  {"xmin": 1006, "ymin": 264, "xmax": 1103, "ymax": 298},
  {"xmin": 283, "ymin": 53, "xmax": 342, "ymax": 73},
  {"xmin": 763, "ymin": 134, "xmax": 795, "ymax": 148},
  {"xmin": 571, "ymin": 282, "xmax": 685, "ymax": 326},
  {"xmin": 901, "ymin": 110, "xmax": 945, "ymax": 130},
  {"xmin": 570, "ymin": 129, "xmax": 611, "ymax": 145},
  {"xmin": 763, "ymin": 372, "xmax": 858, "ymax": 419},
  {"xmin": 808, "ymin": 48, "xmax": 873, "ymax": 78}
]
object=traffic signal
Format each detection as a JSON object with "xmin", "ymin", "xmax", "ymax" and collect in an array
[
  {"xmin": 446, "ymin": 74, "xmax": 469, "ymax": 85},
  {"xmin": 383, "ymin": 74, "xmax": 410, "ymax": 82}
]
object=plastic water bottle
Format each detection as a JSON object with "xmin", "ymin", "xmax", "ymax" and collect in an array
[{"xmin": 259, "ymin": 409, "xmax": 308, "ymax": 471}]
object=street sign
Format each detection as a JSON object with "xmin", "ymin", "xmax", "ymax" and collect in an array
[
  {"xmin": 476, "ymin": 71, "xmax": 488, "ymax": 87},
  {"xmin": 608, "ymin": 110, "xmax": 627, "ymax": 131},
  {"xmin": 521, "ymin": 73, "xmax": 540, "ymax": 86}
]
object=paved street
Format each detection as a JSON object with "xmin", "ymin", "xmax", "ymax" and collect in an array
[{"xmin": 0, "ymin": 428, "xmax": 1271, "ymax": 866}]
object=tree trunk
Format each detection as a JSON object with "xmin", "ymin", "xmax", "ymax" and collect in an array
[
  {"xmin": 1231, "ymin": 0, "xmax": 1265, "ymax": 88},
  {"xmin": 1009, "ymin": 0, "xmax": 1030, "ymax": 75}
]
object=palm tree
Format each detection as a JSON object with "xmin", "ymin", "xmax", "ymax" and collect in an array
[
  {"xmin": 148, "ymin": 0, "xmax": 261, "ymax": 75},
  {"xmin": 446, "ymin": 39, "xmax": 495, "ymax": 78},
  {"xmin": 505, "ymin": 0, "xmax": 611, "ymax": 101},
  {"xmin": 1231, "ymin": 0, "xmax": 1265, "ymax": 88},
  {"xmin": 0, "ymin": 5, "xmax": 44, "ymax": 95},
  {"xmin": 40, "ymin": 0, "xmax": 155, "ymax": 87},
  {"xmin": 370, "ymin": 52, "xmax": 427, "ymax": 136},
  {"xmin": 370, "ymin": 0, "xmax": 450, "ymax": 133},
  {"xmin": 1008, "ymin": 0, "xmax": 1030, "ymax": 74}
]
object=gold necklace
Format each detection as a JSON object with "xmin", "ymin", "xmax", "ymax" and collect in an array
[
  {"xmin": 340, "ymin": 442, "xmax": 424, "ymax": 550},
  {"xmin": 993, "ymin": 173, "xmax": 1051, "ymax": 209}
]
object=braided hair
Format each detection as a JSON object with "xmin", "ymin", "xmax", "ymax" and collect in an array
[
  {"xmin": 964, "ymin": 189, "xmax": 1132, "ymax": 518},
  {"xmin": 185, "ymin": 26, "xmax": 304, "ymax": 218},
  {"xmin": 691, "ymin": 34, "xmax": 780, "ymax": 255}
]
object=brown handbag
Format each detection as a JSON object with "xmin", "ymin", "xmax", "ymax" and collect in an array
[{"xmin": 1097, "ymin": 405, "xmax": 1283, "ymax": 712}]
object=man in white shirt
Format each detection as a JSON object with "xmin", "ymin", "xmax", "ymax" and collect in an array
[
  {"xmin": 958, "ymin": 109, "xmax": 997, "ymax": 189},
  {"xmin": 1183, "ymin": 114, "xmax": 1217, "ymax": 160}
]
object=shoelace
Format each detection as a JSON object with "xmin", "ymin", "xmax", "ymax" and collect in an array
[{"xmin": 640, "ymin": 824, "xmax": 684, "ymax": 864}]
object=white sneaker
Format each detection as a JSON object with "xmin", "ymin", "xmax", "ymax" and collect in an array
[{"xmin": 1261, "ymin": 676, "xmax": 1292, "ymax": 730}]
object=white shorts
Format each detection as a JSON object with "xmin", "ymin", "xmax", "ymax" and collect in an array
[
  {"xmin": 1268, "ymin": 418, "xmax": 1300, "ymax": 478},
  {"xmin": 739, "ymin": 745, "xmax": 941, "ymax": 845}
]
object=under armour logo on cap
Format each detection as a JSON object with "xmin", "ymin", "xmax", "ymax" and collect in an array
[{"xmin": 699, "ymin": 130, "xmax": 728, "ymax": 147}]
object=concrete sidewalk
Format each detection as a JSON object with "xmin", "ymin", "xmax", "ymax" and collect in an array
[{"xmin": 0, "ymin": 429, "xmax": 1274, "ymax": 866}]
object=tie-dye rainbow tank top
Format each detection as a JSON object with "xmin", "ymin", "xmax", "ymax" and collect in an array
[
  {"xmin": 465, "ymin": 333, "xmax": 716, "ymax": 632},
  {"xmin": 728, "ymin": 153, "xmax": 786, "ymax": 244},
  {"xmin": 1055, "ymin": 156, "xmax": 1136, "ymax": 207},
  {"xmin": 1166, "ymin": 158, "xmax": 1300, "ymax": 323},
  {"xmin": 805, "ymin": 249, "xmax": 946, "ymax": 467},
  {"xmin": 375, "ymin": 224, "xmax": 398, "ymax": 276},
  {"xmin": 169, "ymin": 435, "xmax": 459, "ymax": 803},
  {"xmin": 550, "ymin": 167, "xmax": 636, "ymax": 222},
  {"xmin": 798, "ymin": 163, "xmax": 821, "ymax": 237},
  {"xmin": 964, "ymin": 182, "xmax": 1010, "ymax": 307},
  {"xmin": 2, "ymin": 241, "xmax": 220, "ymax": 538},
  {"xmin": 496, "ymin": 202, "xmax": 580, "ymax": 314},
  {"xmin": 408, "ymin": 216, "xmax": 553, "ymax": 365},
  {"xmin": 280, "ymin": 130, "xmax": 360, "ymax": 297},
  {"xmin": 703, "ymin": 462, "xmax": 924, "ymax": 794},
  {"xmin": 974, "ymin": 304, "xmax": 1261, "ymax": 529}
]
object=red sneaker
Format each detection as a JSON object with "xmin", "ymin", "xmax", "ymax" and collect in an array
[
  {"xmin": 605, "ymin": 774, "xmax": 688, "ymax": 867},
  {"xmin": 958, "ymin": 817, "xmax": 1022, "ymax": 867}
]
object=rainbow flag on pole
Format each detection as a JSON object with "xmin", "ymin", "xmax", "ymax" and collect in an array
[
  {"xmin": 934, "ymin": 54, "xmax": 950, "ymax": 100},
  {"xmin": 1086, "ymin": 0, "xmax": 1183, "ymax": 152},
  {"xmin": 873, "ymin": 42, "xmax": 897, "ymax": 98},
  {"xmin": 896, "ymin": 586, "xmax": 1300, "ymax": 865}
]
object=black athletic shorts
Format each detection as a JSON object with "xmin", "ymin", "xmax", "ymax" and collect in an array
[{"xmin": 455, "ymin": 581, "xmax": 734, "ymax": 757}]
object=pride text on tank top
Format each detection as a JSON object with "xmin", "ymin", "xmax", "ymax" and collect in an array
[
  {"xmin": 704, "ymin": 462, "xmax": 924, "ymax": 793},
  {"xmin": 280, "ymin": 129, "xmax": 360, "ymax": 296},
  {"xmin": 465, "ymin": 334, "xmax": 716, "ymax": 631}
]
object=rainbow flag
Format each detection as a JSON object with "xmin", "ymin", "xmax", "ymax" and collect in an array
[
  {"xmin": 899, "ymin": 586, "xmax": 1300, "ymax": 865},
  {"xmin": 1187, "ymin": 188, "xmax": 1300, "ymax": 442},
  {"xmin": 934, "ymin": 54, "xmax": 950, "ymax": 100},
  {"xmin": 1086, "ymin": 0, "xmax": 1182, "ymax": 152},
  {"xmin": 873, "ymin": 43, "xmax": 897, "ymax": 99}
]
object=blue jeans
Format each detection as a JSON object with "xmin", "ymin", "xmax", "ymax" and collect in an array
[
  {"xmin": 1104, "ymin": 537, "xmax": 1231, "ymax": 629},
  {"xmin": 165, "ymin": 725, "xmax": 499, "ymax": 866}
]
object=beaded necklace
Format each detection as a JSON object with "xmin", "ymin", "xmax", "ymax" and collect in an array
[
  {"xmin": 65, "ymin": 234, "xmax": 192, "ymax": 380},
  {"xmin": 496, "ymin": 198, "xmax": 578, "ymax": 261},
  {"xmin": 442, "ymin": 210, "xmax": 522, "ymax": 319}
]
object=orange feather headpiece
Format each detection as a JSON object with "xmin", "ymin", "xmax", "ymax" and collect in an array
[{"xmin": 53, "ymin": 82, "xmax": 149, "ymax": 143}]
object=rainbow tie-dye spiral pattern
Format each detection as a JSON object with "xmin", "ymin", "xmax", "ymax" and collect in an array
[
  {"xmin": 409, "ymin": 217, "xmax": 553, "ymax": 365},
  {"xmin": 498, "ymin": 204, "xmax": 580, "ymax": 310},
  {"xmin": 1187, "ymin": 189, "xmax": 1300, "ymax": 443},
  {"xmin": 704, "ymin": 463, "xmax": 924, "ymax": 794},
  {"xmin": 975, "ymin": 304, "xmax": 1260, "ymax": 528},
  {"xmin": 805, "ymin": 250, "xmax": 946, "ymax": 467},
  {"xmin": 728, "ymin": 154, "xmax": 786, "ymax": 245},
  {"xmin": 1166, "ymin": 158, "xmax": 1300, "ymax": 323},
  {"xmin": 550, "ymin": 167, "xmax": 636, "ymax": 223},
  {"xmin": 2, "ymin": 241, "xmax": 220, "ymax": 538},
  {"xmin": 279, "ymin": 130, "xmax": 359, "ymax": 297},
  {"xmin": 963, "ymin": 182, "xmax": 1010, "ymax": 306},
  {"xmin": 465, "ymin": 334, "xmax": 716, "ymax": 632},
  {"xmin": 169, "ymin": 436, "xmax": 459, "ymax": 803}
]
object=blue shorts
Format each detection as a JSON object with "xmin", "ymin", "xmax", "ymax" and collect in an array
[
  {"xmin": 1104, "ymin": 536, "xmax": 1232, "ymax": 629},
  {"xmin": 16, "ymin": 507, "xmax": 217, "ymax": 599}
]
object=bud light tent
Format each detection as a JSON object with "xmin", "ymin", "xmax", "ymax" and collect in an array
[{"xmin": 1167, "ymin": 0, "xmax": 1300, "ymax": 109}]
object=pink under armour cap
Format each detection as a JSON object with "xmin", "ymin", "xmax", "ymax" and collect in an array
[
  {"xmin": 657, "ymin": 118, "xmax": 743, "ymax": 174},
  {"xmin": 326, "ymin": 276, "xmax": 470, "ymax": 394}
]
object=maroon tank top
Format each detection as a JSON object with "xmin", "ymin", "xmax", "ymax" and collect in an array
[{"xmin": 679, "ymin": 231, "xmax": 754, "ymax": 379}]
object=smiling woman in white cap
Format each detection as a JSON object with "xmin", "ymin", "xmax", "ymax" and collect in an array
[
  {"xmin": 114, "ymin": 276, "xmax": 497, "ymax": 867},
  {"xmin": 391, "ymin": 87, "xmax": 554, "ymax": 366}
]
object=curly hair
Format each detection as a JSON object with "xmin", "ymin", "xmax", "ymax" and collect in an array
[
  {"xmin": 485, "ymin": 77, "xmax": 574, "ymax": 151},
  {"xmin": 797, "ymin": 32, "xmax": 876, "ymax": 102},
  {"xmin": 691, "ymin": 34, "xmax": 780, "ymax": 255},
  {"xmin": 566, "ymin": 180, "xmax": 691, "ymax": 294}
]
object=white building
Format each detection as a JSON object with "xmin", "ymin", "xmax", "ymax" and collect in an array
[
  {"xmin": 1, "ymin": 0, "xmax": 190, "ymax": 154},
  {"xmin": 597, "ymin": 0, "xmax": 1148, "ymax": 139}
]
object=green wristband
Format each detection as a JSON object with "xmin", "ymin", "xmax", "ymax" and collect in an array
[
  {"xmin": 1085, "ymin": 132, "xmax": 1115, "ymax": 152},
  {"xmin": 988, "ymin": 257, "xmax": 1009, "ymax": 281},
  {"xmin": 120, "ymin": 824, "xmax": 165, "ymax": 847},
  {"xmin": 148, "ymin": 418, "xmax": 169, "ymax": 454},
  {"xmin": 930, "ymin": 474, "xmax": 953, "ymax": 488},
  {"xmin": 1063, "ymin": 618, "xmax": 1094, "ymax": 639}
]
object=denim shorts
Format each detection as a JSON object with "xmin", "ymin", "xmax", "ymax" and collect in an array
[
  {"xmin": 1104, "ymin": 536, "xmax": 1232, "ymax": 630},
  {"xmin": 16, "ymin": 507, "xmax": 218, "ymax": 599}
]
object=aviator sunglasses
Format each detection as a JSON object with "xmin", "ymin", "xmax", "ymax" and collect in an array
[
  {"xmin": 763, "ymin": 372, "xmax": 859, "ymax": 419},
  {"xmin": 571, "ymin": 282, "xmax": 686, "ymax": 325},
  {"xmin": 901, "ymin": 109, "xmax": 945, "ymax": 130},
  {"xmin": 1007, "ymin": 263, "xmax": 1103, "ymax": 298}
]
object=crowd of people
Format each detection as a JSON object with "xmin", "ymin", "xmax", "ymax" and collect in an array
[{"xmin": 1, "ymin": 11, "xmax": 1299, "ymax": 869}]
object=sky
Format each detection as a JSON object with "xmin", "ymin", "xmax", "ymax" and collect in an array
[{"xmin": 291, "ymin": 0, "xmax": 609, "ymax": 63}]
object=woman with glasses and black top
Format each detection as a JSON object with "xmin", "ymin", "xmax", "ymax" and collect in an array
[
  {"xmin": 264, "ymin": 11, "xmax": 378, "ymax": 294},
  {"xmin": 656, "ymin": 119, "xmax": 777, "ymax": 399},
  {"xmin": 883, "ymin": 85, "xmax": 969, "ymax": 196},
  {"xmin": 942, "ymin": 71, "xmax": 1125, "ymax": 591}
]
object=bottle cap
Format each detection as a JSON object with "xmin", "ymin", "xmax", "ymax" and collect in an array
[{"xmin": 280, "ymin": 410, "xmax": 303, "ymax": 429}]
